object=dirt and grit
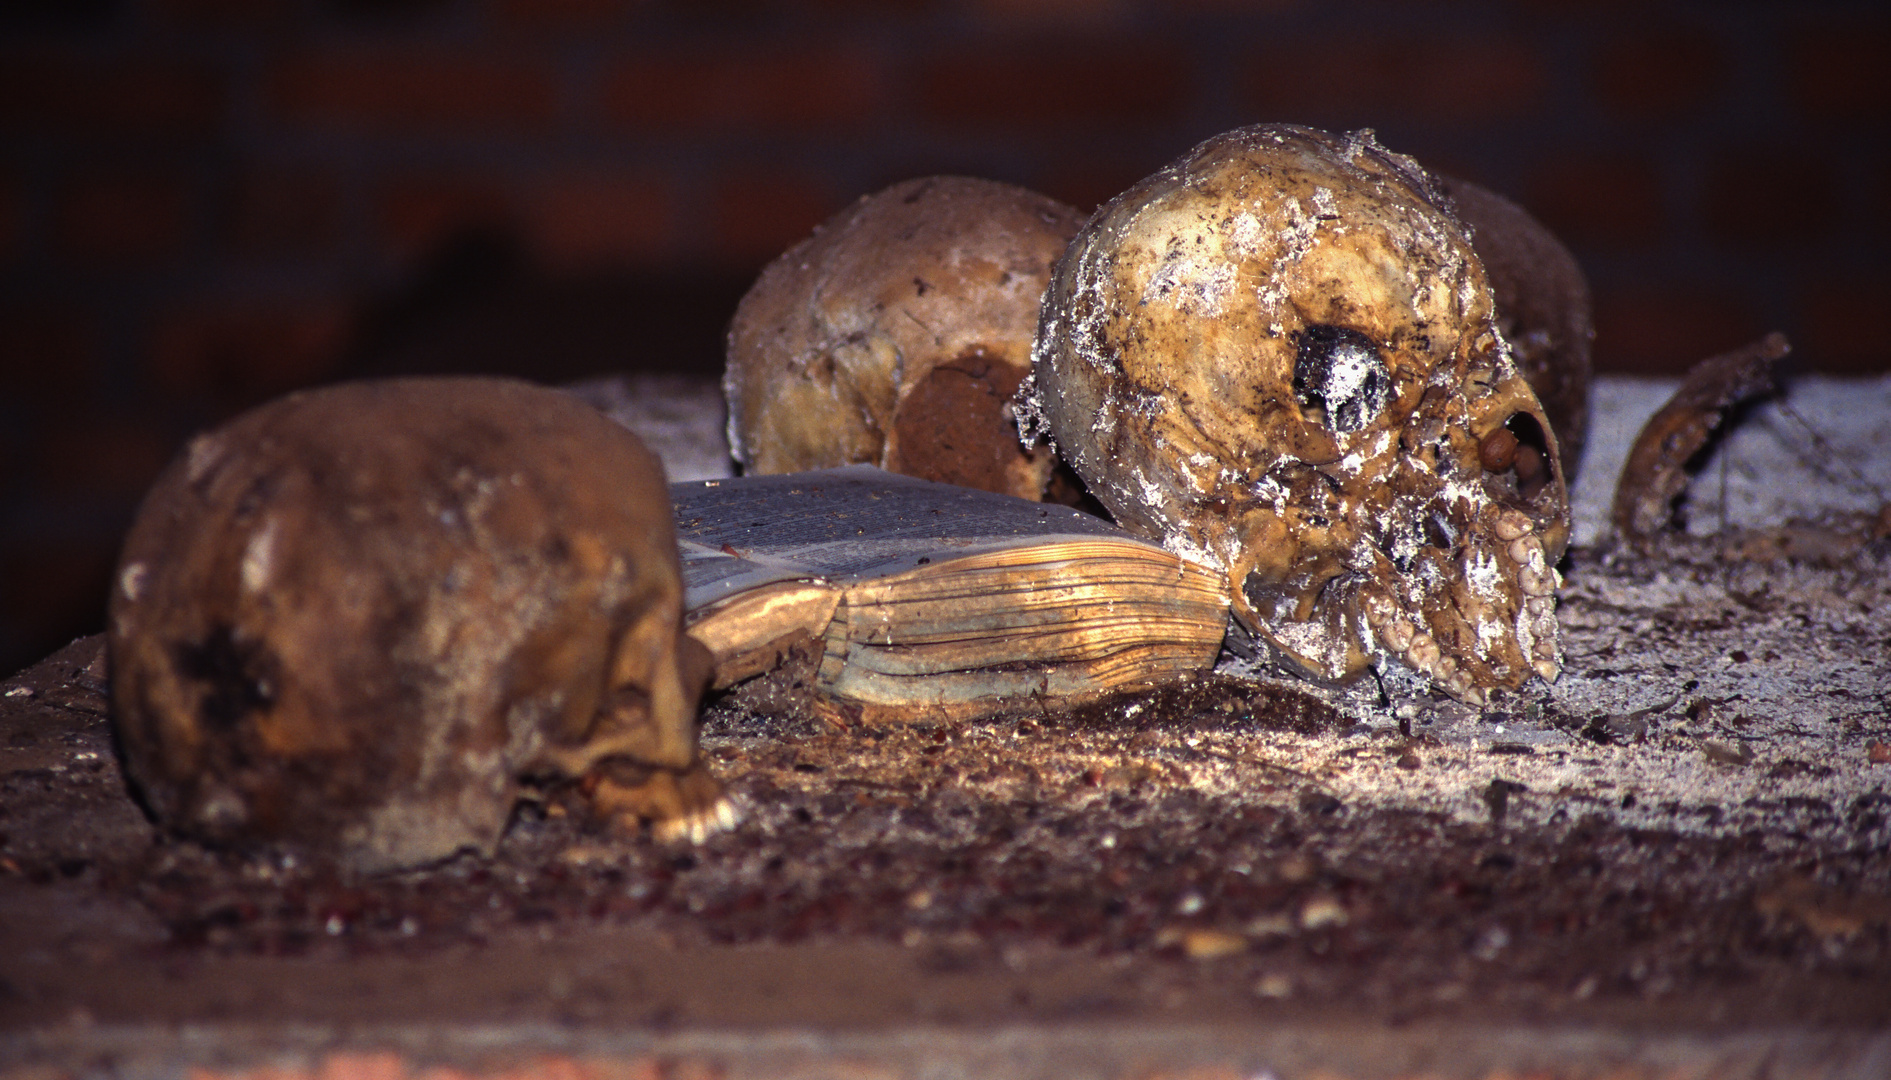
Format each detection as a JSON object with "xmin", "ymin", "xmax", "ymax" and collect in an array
[{"xmin": 1, "ymin": 376, "xmax": 1887, "ymax": 1080}]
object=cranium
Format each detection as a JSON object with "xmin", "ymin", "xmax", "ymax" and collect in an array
[
  {"xmin": 725, "ymin": 176, "xmax": 1085, "ymax": 500},
  {"xmin": 1026, "ymin": 125, "xmax": 1570, "ymax": 704},
  {"xmin": 108, "ymin": 377, "xmax": 729, "ymax": 873}
]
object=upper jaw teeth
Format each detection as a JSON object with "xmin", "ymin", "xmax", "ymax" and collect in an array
[
  {"xmin": 1519, "ymin": 566, "xmax": 1558, "ymax": 596},
  {"xmin": 1507, "ymin": 531, "xmax": 1562, "ymax": 597},
  {"xmin": 1507, "ymin": 530, "xmax": 1564, "ymax": 683},
  {"xmin": 1493, "ymin": 509, "xmax": 1534, "ymax": 541},
  {"xmin": 1356, "ymin": 516, "xmax": 1566, "ymax": 702},
  {"xmin": 1362, "ymin": 600, "xmax": 1481, "ymax": 703},
  {"xmin": 1404, "ymin": 630, "xmax": 1438, "ymax": 666},
  {"xmin": 1383, "ymin": 616, "xmax": 1414, "ymax": 651}
]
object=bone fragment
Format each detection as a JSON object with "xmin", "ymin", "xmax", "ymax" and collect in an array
[{"xmin": 1611, "ymin": 333, "xmax": 1789, "ymax": 546}]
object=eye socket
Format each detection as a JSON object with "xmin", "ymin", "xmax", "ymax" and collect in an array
[
  {"xmin": 1294, "ymin": 325, "xmax": 1391, "ymax": 434},
  {"xmin": 1480, "ymin": 411, "xmax": 1554, "ymax": 500}
]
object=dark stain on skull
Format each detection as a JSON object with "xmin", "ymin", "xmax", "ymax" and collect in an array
[
  {"xmin": 174, "ymin": 625, "xmax": 277, "ymax": 732},
  {"xmin": 1422, "ymin": 511, "xmax": 1455, "ymax": 552},
  {"xmin": 1293, "ymin": 325, "xmax": 1390, "ymax": 434},
  {"xmin": 1502, "ymin": 412, "xmax": 1553, "ymax": 500},
  {"xmin": 1478, "ymin": 412, "xmax": 1554, "ymax": 502},
  {"xmin": 1478, "ymin": 427, "xmax": 1520, "ymax": 472},
  {"xmin": 888, "ymin": 347, "xmax": 1038, "ymax": 494},
  {"xmin": 231, "ymin": 471, "xmax": 276, "ymax": 521}
]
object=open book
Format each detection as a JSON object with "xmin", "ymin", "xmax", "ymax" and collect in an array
[{"xmin": 674, "ymin": 467, "xmax": 1231, "ymax": 722}]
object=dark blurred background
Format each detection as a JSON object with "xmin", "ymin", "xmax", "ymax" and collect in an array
[{"xmin": 2, "ymin": 0, "xmax": 1886, "ymax": 674}]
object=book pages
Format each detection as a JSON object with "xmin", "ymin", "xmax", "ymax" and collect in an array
[
  {"xmin": 672, "ymin": 466, "xmax": 1132, "ymax": 610},
  {"xmin": 672, "ymin": 467, "xmax": 1232, "ymax": 720}
]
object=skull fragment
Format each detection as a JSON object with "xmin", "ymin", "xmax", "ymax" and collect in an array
[
  {"xmin": 1026, "ymin": 125, "xmax": 1570, "ymax": 704},
  {"xmin": 1440, "ymin": 175, "xmax": 1594, "ymax": 473},
  {"xmin": 725, "ymin": 176, "xmax": 1086, "ymax": 500},
  {"xmin": 108, "ymin": 377, "xmax": 730, "ymax": 872}
]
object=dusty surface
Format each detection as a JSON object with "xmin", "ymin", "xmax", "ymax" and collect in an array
[{"xmin": 2, "ymin": 376, "xmax": 1889, "ymax": 1079}]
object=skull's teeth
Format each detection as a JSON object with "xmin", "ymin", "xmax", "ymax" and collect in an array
[
  {"xmin": 1506, "ymin": 535, "xmax": 1547, "ymax": 572},
  {"xmin": 1533, "ymin": 658, "xmax": 1562, "ymax": 682},
  {"xmin": 1401, "ymin": 630, "xmax": 1446, "ymax": 693},
  {"xmin": 1533, "ymin": 616, "xmax": 1558, "ymax": 649},
  {"xmin": 1525, "ymin": 595, "xmax": 1555, "ymax": 618},
  {"xmin": 1494, "ymin": 510, "xmax": 1535, "ymax": 542},
  {"xmin": 1407, "ymin": 632, "xmax": 1441, "ymax": 671},
  {"xmin": 1519, "ymin": 565, "xmax": 1557, "ymax": 596},
  {"xmin": 1383, "ymin": 616, "xmax": 1414, "ymax": 651},
  {"xmin": 1506, "ymin": 534, "xmax": 1562, "ymax": 597},
  {"xmin": 1395, "ymin": 625, "xmax": 1487, "ymax": 706},
  {"xmin": 1362, "ymin": 591, "xmax": 1396, "ymax": 626},
  {"xmin": 1362, "ymin": 591, "xmax": 1417, "ymax": 653}
]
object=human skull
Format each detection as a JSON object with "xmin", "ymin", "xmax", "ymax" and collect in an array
[
  {"xmin": 108, "ymin": 377, "xmax": 729, "ymax": 873},
  {"xmin": 1026, "ymin": 125, "xmax": 1570, "ymax": 704},
  {"xmin": 725, "ymin": 176, "xmax": 1085, "ymax": 500}
]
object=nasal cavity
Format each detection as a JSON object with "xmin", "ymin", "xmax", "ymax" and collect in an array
[
  {"xmin": 1294, "ymin": 325, "xmax": 1391, "ymax": 434},
  {"xmin": 1480, "ymin": 412, "xmax": 1553, "ymax": 499}
]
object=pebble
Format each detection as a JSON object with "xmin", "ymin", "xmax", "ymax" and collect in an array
[
  {"xmin": 1182, "ymin": 929, "xmax": 1248, "ymax": 960},
  {"xmin": 1253, "ymin": 972, "xmax": 1294, "ymax": 998},
  {"xmin": 1298, "ymin": 895, "xmax": 1348, "ymax": 930}
]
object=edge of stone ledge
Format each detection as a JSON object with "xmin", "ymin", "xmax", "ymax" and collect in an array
[{"xmin": 6, "ymin": 1022, "xmax": 1890, "ymax": 1080}]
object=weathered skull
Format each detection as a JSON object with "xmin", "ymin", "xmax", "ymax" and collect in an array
[
  {"xmin": 1026, "ymin": 125, "xmax": 1570, "ymax": 704},
  {"xmin": 725, "ymin": 176, "xmax": 1085, "ymax": 500},
  {"xmin": 108, "ymin": 377, "xmax": 729, "ymax": 873}
]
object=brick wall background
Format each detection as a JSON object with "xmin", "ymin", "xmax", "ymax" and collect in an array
[{"xmin": 2, "ymin": 0, "xmax": 1887, "ymax": 673}]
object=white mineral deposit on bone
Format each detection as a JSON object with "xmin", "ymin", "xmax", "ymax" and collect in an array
[
  {"xmin": 1227, "ymin": 211, "xmax": 1264, "ymax": 256},
  {"xmin": 1255, "ymin": 200, "xmax": 1319, "ymax": 312},
  {"xmin": 1144, "ymin": 256, "xmax": 1234, "ymax": 317},
  {"xmin": 1322, "ymin": 340, "xmax": 1379, "ymax": 416}
]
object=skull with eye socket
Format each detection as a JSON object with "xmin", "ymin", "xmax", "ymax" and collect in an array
[
  {"xmin": 1025, "ymin": 124, "xmax": 1570, "ymax": 704},
  {"xmin": 108, "ymin": 378, "xmax": 732, "ymax": 873}
]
